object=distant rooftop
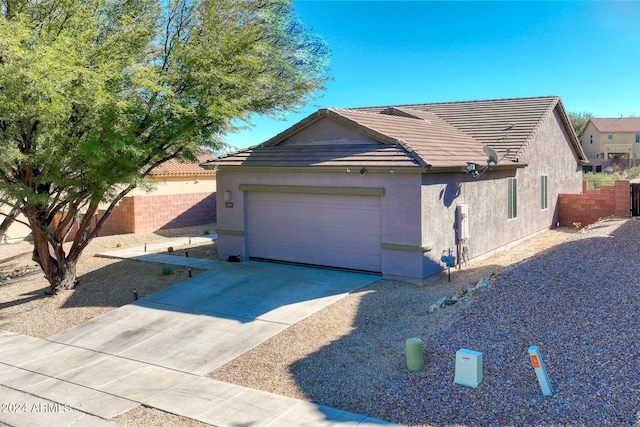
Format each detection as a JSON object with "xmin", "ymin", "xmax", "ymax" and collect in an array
[
  {"xmin": 152, "ymin": 152, "xmax": 216, "ymax": 177},
  {"xmin": 589, "ymin": 118, "xmax": 640, "ymax": 133}
]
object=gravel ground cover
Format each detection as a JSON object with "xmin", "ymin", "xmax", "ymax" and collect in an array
[{"xmin": 210, "ymin": 217, "xmax": 639, "ymax": 427}]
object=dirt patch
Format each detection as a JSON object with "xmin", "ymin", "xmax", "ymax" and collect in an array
[{"xmin": 0, "ymin": 224, "xmax": 217, "ymax": 338}]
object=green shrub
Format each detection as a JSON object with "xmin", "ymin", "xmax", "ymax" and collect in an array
[
  {"xmin": 627, "ymin": 166, "xmax": 640, "ymax": 180},
  {"xmin": 583, "ymin": 171, "xmax": 622, "ymax": 189},
  {"xmin": 116, "ymin": 242, "xmax": 122, "ymax": 248},
  {"xmin": 161, "ymin": 265, "xmax": 173, "ymax": 275},
  {"xmin": 203, "ymin": 230, "xmax": 210, "ymax": 235},
  {"xmin": 167, "ymin": 246, "xmax": 174, "ymax": 253}
]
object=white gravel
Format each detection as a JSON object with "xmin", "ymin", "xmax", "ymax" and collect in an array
[{"xmin": 211, "ymin": 217, "xmax": 640, "ymax": 427}]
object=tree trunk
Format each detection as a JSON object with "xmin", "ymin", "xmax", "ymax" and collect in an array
[
  {"xmin": 43, "ymin": 260, "xmax": 78, "ymax": 294},
  {"xmin": 30, "ymin": 220, "xmax": 80, "ymax": 294},
  {"xmin": 0, "ymin": 207, "xmax": 19, "ymax": 240}
]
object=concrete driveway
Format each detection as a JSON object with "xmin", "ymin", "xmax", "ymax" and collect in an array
[{"xmin": 0, "ymin": 257, "xmax": 391, "ymax": 426}]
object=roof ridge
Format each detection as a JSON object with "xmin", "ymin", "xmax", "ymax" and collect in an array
[
  {"xmin": 349, "ymin": 95, "xmax": 559, "ymax": 111},
  {"xmin": 591, "ymin": 117, "xmax": 640, "ymax": 120}
]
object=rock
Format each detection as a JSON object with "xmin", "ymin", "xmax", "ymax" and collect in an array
[
  {"xmin": 474, "ymin": 277, "xmax": 490, "ymax": 289},
  {"xmin": 444, "ymin": 296, "xmax": 457, "ymax": 305}
]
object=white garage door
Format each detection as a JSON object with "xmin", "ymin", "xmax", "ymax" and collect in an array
[{"xmin": 246, "ymin": 191, "xmax": 381, "ymax": 272}]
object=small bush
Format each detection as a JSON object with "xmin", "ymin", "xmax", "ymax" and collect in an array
[
  {"xmin": 627, "ymin": 166, "xmax": 640, "ymax": 180},
  {"xmin": 116, "ymin": 242, "xmax": 122, "ymax": 248},
  {"xmin": 203, "ymin": 230, "xmax": 210, "ymax": 235},
  {"xmin": 583, "ymin": 171, "xmax": 622, "ymax": 189},
  {"xmin": 167, "ymin": 246, "xmax": 174, "ymax": 253},
  {"xmin": 161, "ymin": 265, "xmax": 173, "ymax": 276}
]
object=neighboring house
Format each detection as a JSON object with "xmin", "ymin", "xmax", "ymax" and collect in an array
[
  {"xmin": 581, "ymin": 117, "xmax": 640, "ymax": 166},
  {"xmin": 1, "ymin": 153, "xmax": 217, "ymax": 242},
  {"xmin": 205, "ymin": 96, "xmax": 587, "ymax": 283}
]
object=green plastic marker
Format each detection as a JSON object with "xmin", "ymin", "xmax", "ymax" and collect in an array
[{"xmin": 406, "ymin": 338, "xmax": 424, "ymax": 371}]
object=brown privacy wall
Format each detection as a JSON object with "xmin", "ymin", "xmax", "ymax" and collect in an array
[
  {"xmin": 92, "ymin": 192, "xmax": 216, "ymax": 237},
  {"xmin": 558, "ymin": 180, "xmax": 630, "ymax": 227},
  {"xmin": 130, "ymin": 192, "xmax": 216, "ymax": 233},
  {"xmin": 97, "ymin": 197, "xmax": 135, "ymax": 236}
]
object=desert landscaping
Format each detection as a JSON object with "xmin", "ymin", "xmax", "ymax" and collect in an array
[{"xmin": 1, "ymin": 218, "xmax": 639, "ymax": 426}]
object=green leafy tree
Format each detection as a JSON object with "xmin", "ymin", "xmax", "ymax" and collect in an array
[
  {"xmin": 568, "ymin": 111, "xmax": 593, "ymax": 139},
  {"xmin": 0, "ymin": 0, "xmax": 329, "ymax": 293}
]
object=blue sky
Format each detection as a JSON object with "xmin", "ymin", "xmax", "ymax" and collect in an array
[{"xmin": 224, "ymin": 1, "xmax": 640, "ymax": 150}]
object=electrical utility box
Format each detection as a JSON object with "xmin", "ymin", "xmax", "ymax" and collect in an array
[
  {"xmin": 456, "ymin": 204, "xmax": 470, "ymax": 241},
  {"xmin": 454, "ymin": 348, "xmax": 483, "ymax": 388}
]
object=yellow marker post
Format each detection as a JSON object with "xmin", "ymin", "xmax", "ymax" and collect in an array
[{"xmin": 528, "ymin": 346, "xmax": 553, "ymax": 397}]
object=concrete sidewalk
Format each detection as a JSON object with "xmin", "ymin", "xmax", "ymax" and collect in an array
[
  {"xmin": 1, "ymin": 333, "xmax": 393, "ymax": 426},
  {"xmin": 1, "ymin": 246, "xmax": 397, "ymax": 427}
]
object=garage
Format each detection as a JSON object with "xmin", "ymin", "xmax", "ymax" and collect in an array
[{"xmin": 246, "ymin": 191, "xmax": 382, "ymax": 272}]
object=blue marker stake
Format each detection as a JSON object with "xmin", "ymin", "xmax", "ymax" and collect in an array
[{"xmin": 528, "ymin": 346, "xmax": 553, "ymax": 397}]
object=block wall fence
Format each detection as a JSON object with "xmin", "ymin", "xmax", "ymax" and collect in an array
[
  {"xmin": 62, "ymin": 192, "xmax": 216, "ymax": 240},
  {"xmin": 558, "ymin": 180, "xmax": 630, "ymax": 227}
]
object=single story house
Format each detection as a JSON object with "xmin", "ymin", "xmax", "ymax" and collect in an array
[{"xmin": 205, "ymin": 96, "xmax": 587, "ymax": 283}]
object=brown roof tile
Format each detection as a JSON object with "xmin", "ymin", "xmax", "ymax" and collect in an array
[
  {"xmin": 211, "ymin": 142, "xmax": 420, "ymax": 168},
  {"xmin": 207, "ymin": 96, "xmax": 586, "ymax": 170},
  {"xmin": 152, "ymin": 152, "xmax": 216, "ymax": 176},
  {"xmin": 359, "ymin": 96, "xmax": 572, "ymax": 161},
  {"xmin": 589, "ymin": 118, "xmax": 640, "ymax": 133}
]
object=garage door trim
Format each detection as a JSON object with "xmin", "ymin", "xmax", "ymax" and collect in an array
[{"xmin": 239, "ymin": 184, "xmax": 384, "ymax": 196}]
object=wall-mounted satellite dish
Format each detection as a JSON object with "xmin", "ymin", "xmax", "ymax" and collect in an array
[
  {"xmin": 484, "ymin": 146, "xmax": 499, "ymax": 165},
  {"xmin": 466, "ymin": 146, "xmax": 511, "ymax": 180}
]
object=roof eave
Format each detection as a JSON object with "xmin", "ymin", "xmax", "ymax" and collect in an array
[{"xmin": 554, "ymin": 98, "xmax": 589, "ymax": 163}]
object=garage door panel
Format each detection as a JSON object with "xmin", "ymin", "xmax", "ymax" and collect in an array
[{"xmin": 247, "ymin": 192, "xmax": 381, "ymax": 272}]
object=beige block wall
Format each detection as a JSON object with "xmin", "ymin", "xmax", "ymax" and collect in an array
[{"xmin": 128, "ymin": 176, "xmax": 217, "ymax": 197}]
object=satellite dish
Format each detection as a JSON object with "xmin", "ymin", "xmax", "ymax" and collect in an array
[{"xmin": 484, "ymin": 146, "xmax": 499, "ymax": 165}]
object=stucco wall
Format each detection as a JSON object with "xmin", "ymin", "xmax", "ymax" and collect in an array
[
  {"xmin": 280, "ymin": 117, "xmax": 378, "ymax": 145},
  {"xmin": 215, "ymin": 169, "xmax": 425, "ymax": 278},
  {"xmin": 420, "ymin": 108, "xmax": 583, "ymax": 276}
]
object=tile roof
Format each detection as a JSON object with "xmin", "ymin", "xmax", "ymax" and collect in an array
[
  {"xmin": 207, "ymin": 96, "xmax": 586, "ymax": 170},
  {"xmin": 589, "ymin": 118, "xmax": 640, "ymax": 133},
  {"xmin": 207, "ymin": 142, "xmax": 419, "ymax": 168},
  {"xmin": 359, "ymin": 96, "xmax": 571, "ymax": 160},
  {"xmin": 151, "ymin": 152, "xmax": 216, "ymax": 177}
]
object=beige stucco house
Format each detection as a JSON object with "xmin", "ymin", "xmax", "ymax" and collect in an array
[
  {"xmin": 581, "ymin": 117, "xmax": 640, "ymax": 166},
  {"xmin": 205, "ymin": 96, "xmax": 587, "ymax": 283}
]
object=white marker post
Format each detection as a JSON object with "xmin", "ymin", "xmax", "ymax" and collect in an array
[{"xmin": 528, "ymin": 346, "xmax": 553, "ymax": 397}]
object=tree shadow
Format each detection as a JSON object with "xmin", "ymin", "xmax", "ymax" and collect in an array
[
  {"xmin": 0, "ymin": 285, "xmax": 49, "ymax": 310},
  {"xmin": 159, "ymin": 193, "xmax": 217, "ymax": 230},
  {"xmin": 288, "ymin": 218, "xmax": 640, "ymax": 426},
  {"xmin": 58, "ymin": 258, "xmax": 199, "ymax": 310}
]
